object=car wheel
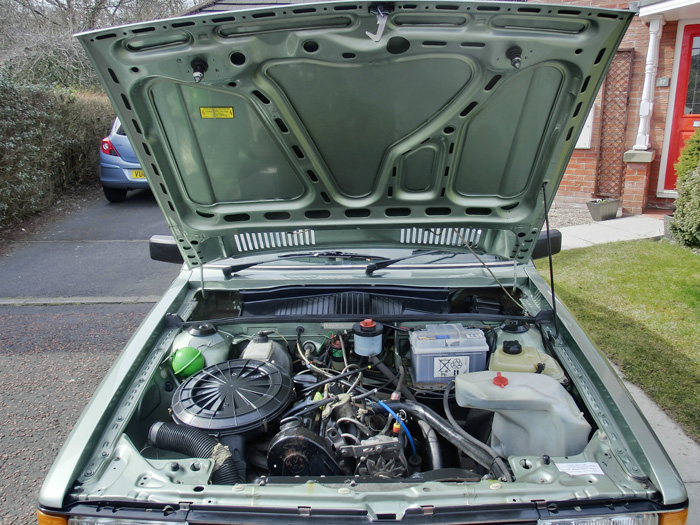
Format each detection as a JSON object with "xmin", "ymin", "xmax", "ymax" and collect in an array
[{"xmin": 103, "ymin": 186, "xmax": 127, "ymax": 203}]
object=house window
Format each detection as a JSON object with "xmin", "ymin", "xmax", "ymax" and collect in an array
[{"xmin": 684, "ymin": 37, "xmax": 700, "ymax": 114}]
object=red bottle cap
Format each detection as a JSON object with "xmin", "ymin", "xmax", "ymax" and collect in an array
[
  {"xmin": 493, "ymin": 372, "xmax": 509, "ymax": 388},
  {"xmin": 360, "ymin": 319, "xmax": 376, "ymax": 328}
]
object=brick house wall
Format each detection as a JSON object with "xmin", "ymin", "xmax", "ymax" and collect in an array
[{"xmin": 539, "ymin": 0, "xmax": 677, "ymax": 211}]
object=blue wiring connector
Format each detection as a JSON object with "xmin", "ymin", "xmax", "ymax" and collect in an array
[{"xmin": 376, "ymin": 400, "xmax": 417, "ymax": 456}]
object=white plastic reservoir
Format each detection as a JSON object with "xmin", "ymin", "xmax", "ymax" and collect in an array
[
  {"xmin": 172, "ymin": 323, "xmax": 231, "ymax": 367},
  {"xmin": 454, "ymin": 371, "xmax": 591, "ymax": 457},
  {"xmin": 488, "ymin": 342, "xmax": 566, "ymax": 383}
]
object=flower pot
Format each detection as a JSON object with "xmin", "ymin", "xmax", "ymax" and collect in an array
[{"xmin": 586, "ymin": 199, "xmax": 620, "ymax": 221}]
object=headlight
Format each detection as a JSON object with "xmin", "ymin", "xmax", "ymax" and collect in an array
[
  {"xmin": 538, "ymin": 516, "xmax": 658, "ymax": 524},
  {"xmin": 38, "ymin": 513, "xmax": 177, "ymax": 525},
  {"xmin": 539, "ymin": 511, "xmax": 690, "ymax": 525},
  {"xmin": 537, "ymin": 509, "xmax": 688, "ymax": 525}
]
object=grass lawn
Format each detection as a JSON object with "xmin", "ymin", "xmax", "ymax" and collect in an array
[{"xmin": 536, "ymin": 239, "xmax": 700, "ymax": 442}]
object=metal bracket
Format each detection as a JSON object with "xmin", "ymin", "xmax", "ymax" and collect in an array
[
  {"xmin": 339, "ymin": 435, "xmax": 401, "ymax": 458},
  {"xmin": 532, "ymin": 500, "xmax": 547, "ymax": 511},
  {"xmin": 366, "ymin": 6, "xmax": 389, "ymax": 42},
  {"xmin": 165, "ymin": 313, "xmax": 185, "ymax": 327}
]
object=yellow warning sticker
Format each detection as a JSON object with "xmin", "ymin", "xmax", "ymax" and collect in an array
[{"xmin": 200, "ymin": 107, "xmax": 234, "ymax": 119}]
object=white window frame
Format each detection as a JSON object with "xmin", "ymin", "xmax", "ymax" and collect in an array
[{"xmin": 656, "ymin": 18, "xmax": 700, "ymax": 198}]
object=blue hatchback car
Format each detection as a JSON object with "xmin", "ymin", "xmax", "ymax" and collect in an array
[{"xmin": 99, "ymin": 117, "xmax": 149, "ymax": 202}]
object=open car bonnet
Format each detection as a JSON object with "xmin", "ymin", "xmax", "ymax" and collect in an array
[{"xmin": 77, "ymin": 2, "xmax": 632, "ymax": 267}]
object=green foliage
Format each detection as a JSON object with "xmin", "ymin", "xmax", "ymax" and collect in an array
[
  {"xmin": 671, "ymin": 128, "xmax": 700, "ymax": 248},
  {"xmin": 673, "ymin": 128, "xmax": 700, "ymax": 185},
  {"xmin": 671, "ymin": 168, "xmax": 700, "ymax": 248},
  {"xmin": 0, "ymin": 79, "xmax": 112, "ymax": 229},
  {"xmin": 538, "ymin": 239, "xmax": 700, "ymax": 441}
]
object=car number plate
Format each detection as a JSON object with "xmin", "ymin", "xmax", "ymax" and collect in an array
[{"xmin": 131, "ymin": 170, "xmax": 146, "ymax": 179}]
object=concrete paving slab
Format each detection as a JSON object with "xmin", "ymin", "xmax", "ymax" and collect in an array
[
  {"xmin": 559, "ymin": 216, "xmax": 664, "ymax": 251},
  {"xmin": 600, "ymin": 216, "xmax": 665, "ymax": 236},
  {"xmin": 685, "ymin": 482, "xmax": 700, "ymax": 523},
  {"xmin": 0, "ymin": 296, "xmax": 161, "ymax": 306}
]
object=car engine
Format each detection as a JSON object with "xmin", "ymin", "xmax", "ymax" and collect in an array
[{"xmin": 139, "ymin": 288, "xmax": 591, "ymax": 485}]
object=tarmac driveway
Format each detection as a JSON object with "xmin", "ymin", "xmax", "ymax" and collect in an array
[
  {"xmin": 0, "ymin": 189, "xmax": 180, "ymax": 302},
  {"xmin": 0, "ymin": 188, "xmax": 180, "ymax": 523}
]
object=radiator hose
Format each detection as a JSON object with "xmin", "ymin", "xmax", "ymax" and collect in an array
[
  {"xmin": 384, "ymin": 401, "xmax": 512, "ymax": 482},
  {"xmin": 148, "ymin": 421, "xmax": 244, "ymax": 484}
]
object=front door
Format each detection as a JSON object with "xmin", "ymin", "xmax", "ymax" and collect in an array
[{"xmin": 665, "ymin": 24, "xmax": 700, "ymax": 190}]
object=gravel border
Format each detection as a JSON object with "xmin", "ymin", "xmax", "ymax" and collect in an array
[{"xmin": 547, "ymin": 206, "xmax": 595, "ymax": 229}]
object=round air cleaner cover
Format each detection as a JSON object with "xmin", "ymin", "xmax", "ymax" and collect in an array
[{"xmin": 171, "ymin": 359, "xmax": 293, "ymax": 435}]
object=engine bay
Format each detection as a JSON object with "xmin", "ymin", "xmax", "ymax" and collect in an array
[{"xmin": 122, "ymin": 285, "xmax": 595, "ymax": 486}]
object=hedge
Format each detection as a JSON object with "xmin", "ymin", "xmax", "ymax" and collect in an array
[
  {"xmin": 0, "ymin": 80, "xmax": 113, "ymax": 230},
  {"xmin": 671, "ymin": 168, "xmax": 700, "ymax": 248},
  {"xmin": 670, "ymin": 128, "xmax": 700, "ymax": 248}
]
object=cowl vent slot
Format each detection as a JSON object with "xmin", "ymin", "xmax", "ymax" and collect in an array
[{"xmin": 240, "ymin": 287, "xmax": 450, "ymax": 317}]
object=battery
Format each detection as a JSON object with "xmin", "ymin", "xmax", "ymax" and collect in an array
[{"xmin": 409, "ymin": 324, "xmax": 489, "ymax": 384}]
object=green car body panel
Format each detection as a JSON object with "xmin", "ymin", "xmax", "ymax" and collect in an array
[{"xmin": 37, "ymin": 2, "xmax": 688, "ymax": 524}]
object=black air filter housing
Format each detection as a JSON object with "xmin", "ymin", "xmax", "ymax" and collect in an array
[{"xmin": 171, "ymin": 359, "xmax": 293, "ymax": 436}]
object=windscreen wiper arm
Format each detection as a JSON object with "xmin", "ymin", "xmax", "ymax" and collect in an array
[
  {"xmin": 279, "ymin": 251, "xmax": 389, "ymax": 261},
  {"xmin": 364, "ymin": 250, "xmax": 448, "ymax": 276},
  {"xmin": 222, "ymin": 251, "xmax": 389, "ymax": 278},
  {"xmin": 222, "ymin": 259, "xmax": 273, "ymax": 278}
]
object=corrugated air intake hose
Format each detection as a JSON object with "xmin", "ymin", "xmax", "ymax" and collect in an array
[{"xmin": 148, "ymin": 421, "xmax": 244, "ymax": 484}]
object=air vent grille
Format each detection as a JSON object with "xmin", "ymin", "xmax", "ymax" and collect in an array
[
  {"xmin": 233, "ymin": 229, "xmax": 316, "ymax": 252},
  {"xmin": 400, "ymin": 227, "xmax": 481, "ymax": 247},
  {"xmin": 273, "ymin": 292, "xmax": 403, "ymax": 316}
]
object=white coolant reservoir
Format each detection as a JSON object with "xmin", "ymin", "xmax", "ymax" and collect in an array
[
  {"xmin": 240, "ymin": 331, "xmax": 292, "ymax": 372},
  {"xmin": 172, "ymin": 322, "xmax": 231, "ymax": 367},
  {"xmin": 494, "ymin": 320, "xmax": 544, "ymax": 348},
  {"xmin": 454, "ymin": 371, "xmax": 591, "ymax": 457},
  {"xmin": 488, "ymin": 341, "xmax": 566, "ymax": 383}
]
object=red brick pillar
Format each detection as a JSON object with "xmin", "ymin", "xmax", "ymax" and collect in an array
[{"xmin": 621, "ymin": 150, "xmax": 655, "ymax": 215}]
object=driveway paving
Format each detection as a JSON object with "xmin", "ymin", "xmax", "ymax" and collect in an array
[
  {"xmin": 0, "ymin": 303, "xmax": 153, "ymax": 524},
  {"xmin": 0, "ymin": 189, "xmax": 179, "ymax": 301},
  {"xmin": 0, "ymin": 187, "xmax": 176, "ymax": 524}
]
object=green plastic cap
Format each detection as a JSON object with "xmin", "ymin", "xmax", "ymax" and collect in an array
[{"xmin": 172, "ymin": 346, "xmax": 205, "ymax": 377}]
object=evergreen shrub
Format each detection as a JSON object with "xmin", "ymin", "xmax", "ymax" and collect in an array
[
  {"xmin": 671, "ymin": 128, "xmax": 700, "ymax": 248},
  {"xmin": 0, "ymin": 80, "xmax": 112, "ymax": 229}
]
